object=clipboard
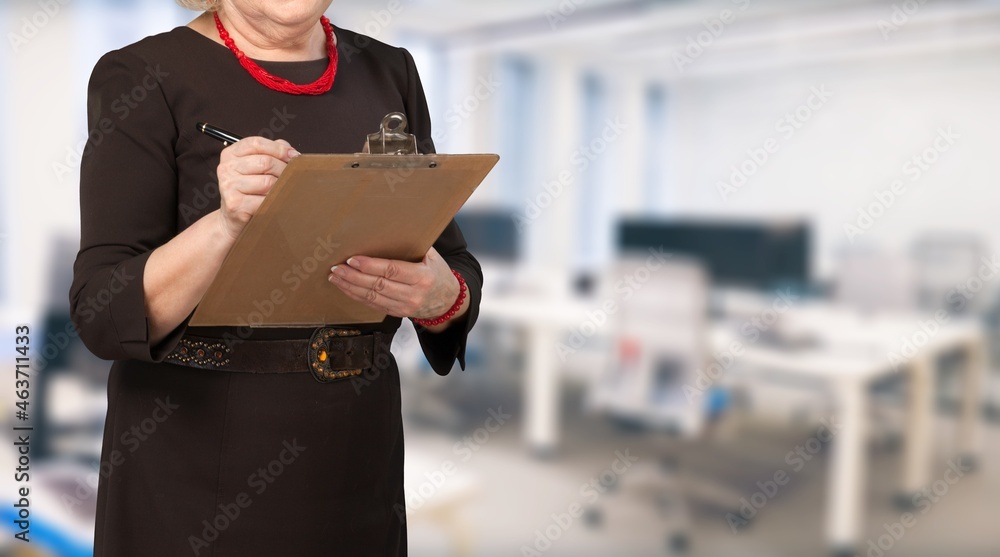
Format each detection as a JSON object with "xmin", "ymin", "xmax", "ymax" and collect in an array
[{"xmin": 189, "ymin": 113, "xmax": 499, "ymax": 327}]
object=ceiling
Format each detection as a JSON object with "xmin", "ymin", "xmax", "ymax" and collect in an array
[{"xmin": 326, "ymin": 0, "xmax": 1000, "ymax": 83}]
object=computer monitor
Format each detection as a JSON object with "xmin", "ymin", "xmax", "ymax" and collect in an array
[
  {"xmin": 617, "ymin": 218, "xmax": 811, "ymax": 291},
  {"xmin": 453, "ymin": 209, "xmax": 520, "ymax": 263}
]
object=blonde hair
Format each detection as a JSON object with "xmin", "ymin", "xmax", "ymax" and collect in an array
[{"xmin": 175, "ymin": 0, "xmax": 218, "ymax": 11}]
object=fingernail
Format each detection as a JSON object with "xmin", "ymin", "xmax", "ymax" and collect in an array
[
  {"xmin": 330, "ymin": 265, "xmax": 338, "ymax": 273},
  {"xmin": 347, "ymin": 258, "xmax": 358, "ymax": 267},
  {"xmin": 289, "ymin": 149, "xmax": 301, "ymax": 158}
]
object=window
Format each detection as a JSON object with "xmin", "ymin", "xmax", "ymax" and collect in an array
[
  {"xmin": 577, "ymin": 73, "xmax": 614, "ymax": 269},
  {"xmin": 644, "ymin": 84, "xmax": 668, "ymax": 212},
  {"xmin": 497, "ymin": 55, "xmax": 537, "ymax": 208}
]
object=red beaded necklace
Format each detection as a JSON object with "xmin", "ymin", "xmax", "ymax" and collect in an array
[{"xmin": 214, "ymin": 12, "xmax": 338, "ymax": 96}]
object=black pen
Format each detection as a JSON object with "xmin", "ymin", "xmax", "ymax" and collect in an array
[{"xmin": 196, "ymin": 122, "xmax": 244, "ymax": 147}]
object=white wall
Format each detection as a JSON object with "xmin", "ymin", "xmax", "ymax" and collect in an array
[
  {"xmin": 424, "ymin": 0, "xmax": 1000, "ymax": 280},
  {"xmin": 661, "ymin": 24, "xmax": 1000, "ymax": 278}
]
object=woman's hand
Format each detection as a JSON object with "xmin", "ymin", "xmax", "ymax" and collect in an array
[
  {"xmin": 216, "ymin": 136, "xmax": 299, "ymax": 241},
  {"xmin": 328, "ymin": 247, "xmax": 469, "ymax": 331}
]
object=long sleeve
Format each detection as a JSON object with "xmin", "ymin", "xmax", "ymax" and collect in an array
[
  {"xmin": 69, "ymin": 49, "xmax": 186, "ymax": 362},
  {"xmin": 399, "ymin": 47, "xmax": 484, "ymax": 376}
]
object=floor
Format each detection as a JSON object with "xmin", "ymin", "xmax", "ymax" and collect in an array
[{"xmin": 402, "ymin": 382, "xmax": 1000, "ymax": 557}]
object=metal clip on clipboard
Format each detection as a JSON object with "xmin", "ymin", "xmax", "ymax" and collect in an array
[
  {"xmin": 363, "ymin": 112, "xmax": 418, "ymax": 155},
  {"xmin": 355, "ymin": 112, "xmax": 437, "ymax": 170}
]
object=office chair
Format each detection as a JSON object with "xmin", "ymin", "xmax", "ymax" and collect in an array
[
  {"xmin": 911, "ymin": 233, "xmax": 987, "ymax": 314},
  {"xmin": 832, "ymin": 245, "xmax": 918, "ymax": 314},
  {"xmin": 912, "ymin": 233, "xmax": 1000, "ymax": 419},
  {"xmin": 829, "ymin": 245, "xmax": 921, "ymax": 449},
  {"xmin": 584, "ymin": 257, "xmax": 747, "ymax": 554}
]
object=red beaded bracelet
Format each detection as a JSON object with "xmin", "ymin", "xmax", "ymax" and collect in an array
[{"xmin": 412, "ymin": 270, "xmax": 467, "ymax": 327}]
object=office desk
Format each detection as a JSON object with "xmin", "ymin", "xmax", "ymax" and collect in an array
[
  {"xmin": 479, "ymin": 294, "xmax": 986, "ymax": 554},
  {"xmin": 478, "ymin": 292, "xmax": 592, "ymax": 456},
  {"xmin": 710, "ymin": 309, "xmax": 984, "ymax": 553}
]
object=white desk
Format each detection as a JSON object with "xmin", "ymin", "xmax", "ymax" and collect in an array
[
  {"xmin": 478, "ymin": 292, "xmax": 592, "ymax": 455},
  {"xmin": 710, "ymin": 308, "xmax": 984, "ymax": 552},
  {"xmin": 479, "ymin": 294, "xmax": 986, "ymax": 553}
]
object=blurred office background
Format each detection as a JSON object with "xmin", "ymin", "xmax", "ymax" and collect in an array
[{"xmin": 2, "ymin": 0, "xmax": 1000, "ymax": 555}]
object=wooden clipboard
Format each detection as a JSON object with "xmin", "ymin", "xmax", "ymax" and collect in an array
[{"xmin": 189, "ymin": 113, "xmax": 499, "ymax": 327}]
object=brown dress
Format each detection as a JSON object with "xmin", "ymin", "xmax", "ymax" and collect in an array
[{"xmin": 69, "ymin": 24, "xmax": 481, "ymax": 557}]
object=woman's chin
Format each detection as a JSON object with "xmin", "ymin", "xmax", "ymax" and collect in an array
[{"xmin": 245, "ymin": 0, "xmax": 332, "ymax": 25}]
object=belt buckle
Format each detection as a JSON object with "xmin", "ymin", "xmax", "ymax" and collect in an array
[{"xmin": 308, "ymin": 327, "xmax": 366, "ymax": 384}]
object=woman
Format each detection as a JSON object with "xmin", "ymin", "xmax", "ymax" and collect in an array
[{"xmin": 69, "ymin": 0, "xmax": 482, "ymax": 555}]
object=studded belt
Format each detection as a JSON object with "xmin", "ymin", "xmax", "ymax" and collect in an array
[{"xmin": 163, "ymin": 328, "xmax": 393, "ymax": 384}]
